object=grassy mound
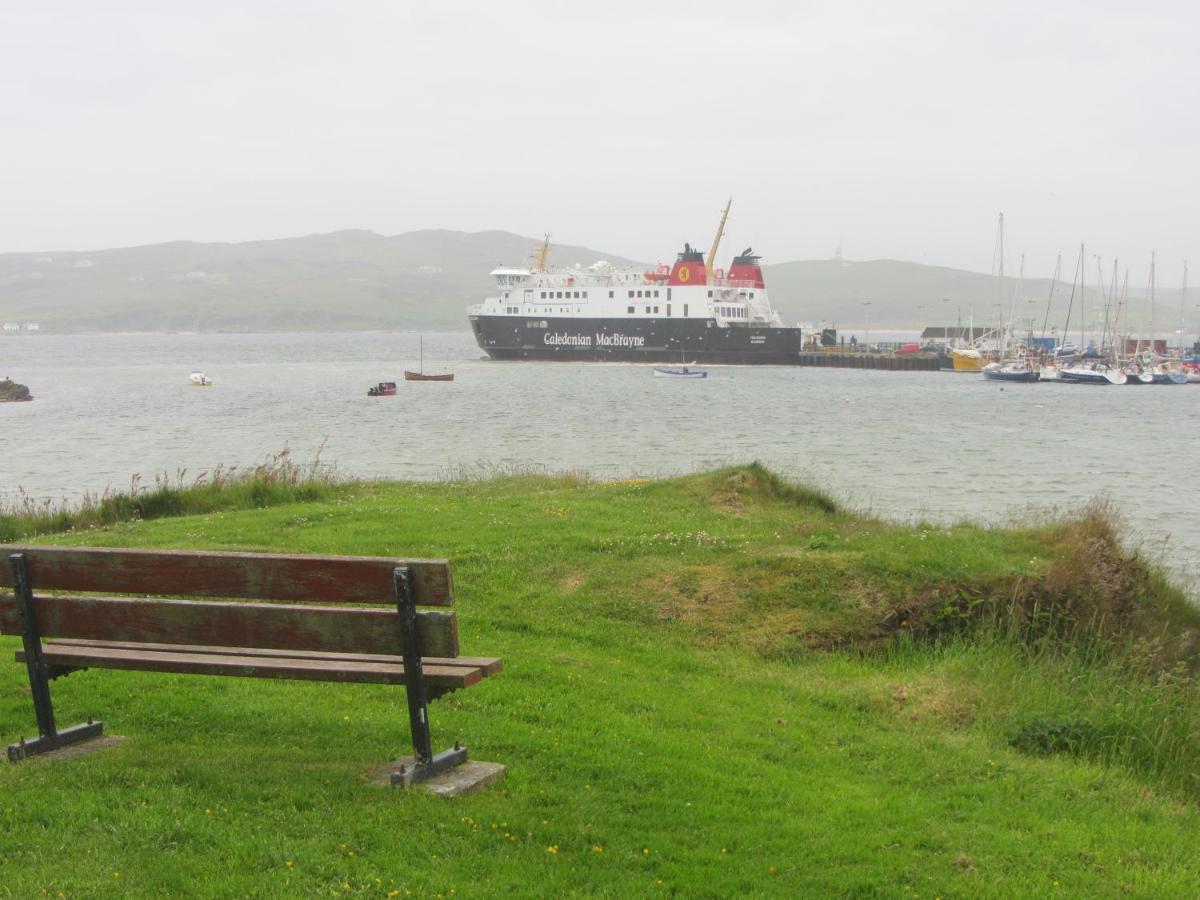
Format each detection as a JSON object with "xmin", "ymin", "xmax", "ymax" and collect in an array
[{"xmin": 2, "ymin": 465, "xmax": 1199, "ymax": 896}]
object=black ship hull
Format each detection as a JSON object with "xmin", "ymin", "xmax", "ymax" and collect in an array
[{"xmin": 469, "ymin": 315, "xmax": 804, "ymax": 365}]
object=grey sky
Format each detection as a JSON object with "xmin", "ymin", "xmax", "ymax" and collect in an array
[{"xmin": 2, "ymin": 1, "xmax": 1196, "ymax": 286}]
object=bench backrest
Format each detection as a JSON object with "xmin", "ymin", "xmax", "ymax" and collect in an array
[{"xmin": 0, "ymin": 546, "xmax": 459, "ymax": 658}]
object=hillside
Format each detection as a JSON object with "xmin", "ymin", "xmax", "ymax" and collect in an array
[
  {"xmin": 0, "ymin": 230, "xmax": 644, "ymax": 333},
  {"xmin": 2, "ymin": 465, "xmax": 1199, "ymax": 895},
  {"xmin": 1, "ymin": 229, "xmax": 1191, "ymax": 333}
]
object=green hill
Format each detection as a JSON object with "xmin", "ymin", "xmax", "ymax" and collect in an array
[
  {"xmin": 0, "ymin": 229, "xmax": 1191, "ymax": 334},
  {"xmin": 2, "ymin": 465, "xmax": 1198, "ymax": 895},
  {"xmin": 0, "ymin": 230, "xmax": 644, "ymax": 333}
]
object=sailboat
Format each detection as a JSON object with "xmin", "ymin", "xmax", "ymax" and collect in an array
[
  {"xmin": 982, "ymin": 252, "xmax": 1041, "ymax": 382},
  {"xmin": 404, "ymin": 336, "xmax": 454, "ymax": 382}
]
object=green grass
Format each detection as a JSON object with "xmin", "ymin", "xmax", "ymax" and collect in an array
[{"xmin": 2, "ymin": 465, "xmax": 1199, "ymax": 897}]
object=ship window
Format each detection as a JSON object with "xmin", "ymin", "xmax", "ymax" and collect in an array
[
  {"xmin": 574, "ymin": 291, "xmax": 580, "ymax": 298},
  {"xmin": 627, "ymin": 306, "xmax": 635, "ymax": 313},
  {"xmin": 653, "ymin": 306, "xmax": 659, "ymax": 314},
  {"xmin": 628, "ymin": 290, "xmax": 633, "ymax": 298},
  {"xmin": 667, "ymin": 304, "xmax": 672, "ymax": 317},
  {"xmin": 644, "ymin": 306, "xmax": 650, "ymax": 314},
  {"xmin": 708, "ymin": 290, "xmax": 713, "ymax": 298},
  {"xmin": 684, "ymin": 304, "xmax": 688, "ymax": 316},
  {"xmin": 540, "ymin": 292, "xmax": 546, "ymax": 299},
  {"xmin": 749, "ymin": 292, "xmax": 755, "ymax": 298},
  {"xmin": 654, "ymin": 291, "xmax": 659, "ymax": 298},
  {"xmin": 609, "ymin": 291, "xmax": 614, "ymax": 298},
  {"xmin": 584, "ymin": 291, "xmax": 589, "ymax": 298}
]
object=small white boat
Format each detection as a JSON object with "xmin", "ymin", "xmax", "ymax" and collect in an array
[
  {"xmin": 190, "ymin": 372, "xmax": 213, "ymax": 387},
  {"xmin": 653, "ymin": 366, "xmax": 707, "ymax": 379}
]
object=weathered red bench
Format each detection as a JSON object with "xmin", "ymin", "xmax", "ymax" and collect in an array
[{"xmin": 0, "ymin": 546, "xmax": 501, "ymax": 786}]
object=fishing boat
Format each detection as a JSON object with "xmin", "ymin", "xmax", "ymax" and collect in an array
[
  {"xmin": 189, "ymin": 372, "xmax": 213, "ymax": 387},
  {"xmin": 949, "ymin": 348, "xmax": 986, "ymax": 372},
  {"xmin": 367, "ymin": 381, "xmax": 397, "ymax": 396},
  {"xmin": 653, "ymin": 366, "xmax": 708, "ymax": 379},
  {"xmin": 404, "ymin": 336, "xmax": 454, "ymax": 381}
]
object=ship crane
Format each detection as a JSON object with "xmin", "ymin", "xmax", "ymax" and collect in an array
[
  {"xmin": 530, "ymin": 234, "xmax": 552, "ymax": 273},
  {"xmin": 705, "ymin": 197, "xmax": 732, "ymax": 278}
]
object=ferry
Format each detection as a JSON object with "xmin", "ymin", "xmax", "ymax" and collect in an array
[{"xmin": 467, "ymin": 202, "xmax": 805, "ymax": 365}]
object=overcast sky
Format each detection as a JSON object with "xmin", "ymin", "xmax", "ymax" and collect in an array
[{"xmin": 2, "ymin": 1, "xmax": 1196, "ymax": 285}]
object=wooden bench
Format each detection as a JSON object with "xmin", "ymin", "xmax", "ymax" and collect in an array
[{"xmin": 0, "ymin": 545, "xmax": 501, "ymax": 786}]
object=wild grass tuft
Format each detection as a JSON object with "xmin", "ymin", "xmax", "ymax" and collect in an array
[{"xmin": 0, "ymin": 445, "xmax": 341, "ymax": 542}]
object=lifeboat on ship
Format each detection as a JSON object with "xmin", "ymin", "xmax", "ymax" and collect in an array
[{"xmin": 643, "ymin": 264, "xmax": 670, "ymax": 283}]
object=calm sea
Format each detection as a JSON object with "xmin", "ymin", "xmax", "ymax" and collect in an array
[{"xmin": 2, "ymin": 332, "xmax": 1197, "ymax": 594}]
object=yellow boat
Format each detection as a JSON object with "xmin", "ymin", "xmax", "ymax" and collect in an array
[{"xmin": 949, "ymin": 348, "xmax": 985, "ymax": 372}]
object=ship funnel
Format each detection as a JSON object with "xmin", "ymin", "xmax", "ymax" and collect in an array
[
  {"xmin": 727, "ymin": 247, "xmax": 765, "ymax": 289},
  {"xmin": 669, "ymin": 242, "xmax": 707, "ymax": 286}
]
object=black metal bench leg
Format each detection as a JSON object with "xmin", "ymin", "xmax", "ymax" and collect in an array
[
  {"xmin": 7, "ymin": 554, "xmax": 103, "ymax": 762},
  {"xmin": 390, "ymin": 566, "xmax": 467, "ymax": 787}
]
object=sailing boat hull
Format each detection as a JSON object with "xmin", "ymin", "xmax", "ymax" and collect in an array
[
  {"xmin": 1151, "ymin": 372, "xmax": 1187, "ymax": 385},
  {"xmin": 982, "ymin": 363, "xmax": 1039, "ymax": 382},
  {"xmin": 404, "ymin": 371, "xmax": 454, "ymax": 382},
  {"xmin": 1058, "ymin": 366, "xmax": 1127, "ymax": 385}
]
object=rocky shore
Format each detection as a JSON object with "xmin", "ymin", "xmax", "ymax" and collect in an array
[{"xmin": 0, "ymin": 377, "xmax": 32, "ymax": 401}]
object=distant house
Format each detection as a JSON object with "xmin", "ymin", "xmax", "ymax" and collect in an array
[{"xmin": 2, "ymin": 322, "xmax": 20, "ymax": 333}]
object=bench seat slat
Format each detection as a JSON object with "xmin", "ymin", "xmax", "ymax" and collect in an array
[
  {"xmin": 19, "ymin": 643, "xmax": 483, "ymax": 689},
  {"xmin": 0, "ymin": 545, "xmax": 453, "ymax": 606},
  {"xmin": 43, "ymin": 638, "xmax": 503, "ymax": 676},
  {"xmin": 0, "ymin": 595, "xmax": 459, "ymax": 658}
]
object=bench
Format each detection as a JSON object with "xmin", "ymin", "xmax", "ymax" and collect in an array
[{"xmin": 0, "ymin": 545, "xmax": 501, "ymax": 786}]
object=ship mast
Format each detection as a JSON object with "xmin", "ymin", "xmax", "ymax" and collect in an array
[
  {"xmin": 705, "ymin": 197, "xmax": 732, "ymax": 277},
  {"xmin": 531, "ymin": 234, "xmax": 552, "ymax": 273}
]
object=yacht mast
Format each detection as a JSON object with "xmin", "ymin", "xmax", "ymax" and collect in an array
[
  {"xmin": 1147, "ymin": 251, "xmax": 1156, "ymax": 352},
  {"xmin": 1041, "ymin": 252, "xmax": 1061, "ymax": 338},
  {"xmin": 1179, "ymin": 260, "xmax": 1189, "ymax": 353}
]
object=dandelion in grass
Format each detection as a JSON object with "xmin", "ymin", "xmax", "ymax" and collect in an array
[{"xmin": 547, "ymin": 845, "xmax": 559, "ymax": 855}]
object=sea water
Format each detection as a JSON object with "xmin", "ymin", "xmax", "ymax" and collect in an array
[{"xmin": 2, "ymin": 331, "xmax": 1197, "ymax": 593}]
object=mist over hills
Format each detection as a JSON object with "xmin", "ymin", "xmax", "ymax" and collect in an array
[{"xmin": 0, "ymin": 229, "xmax": 1191, "ymax": 335}]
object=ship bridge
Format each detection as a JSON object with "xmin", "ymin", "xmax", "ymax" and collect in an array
[{"xmin": 490, "ymin": 268, "xmax": 532, "ymax": 287}]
